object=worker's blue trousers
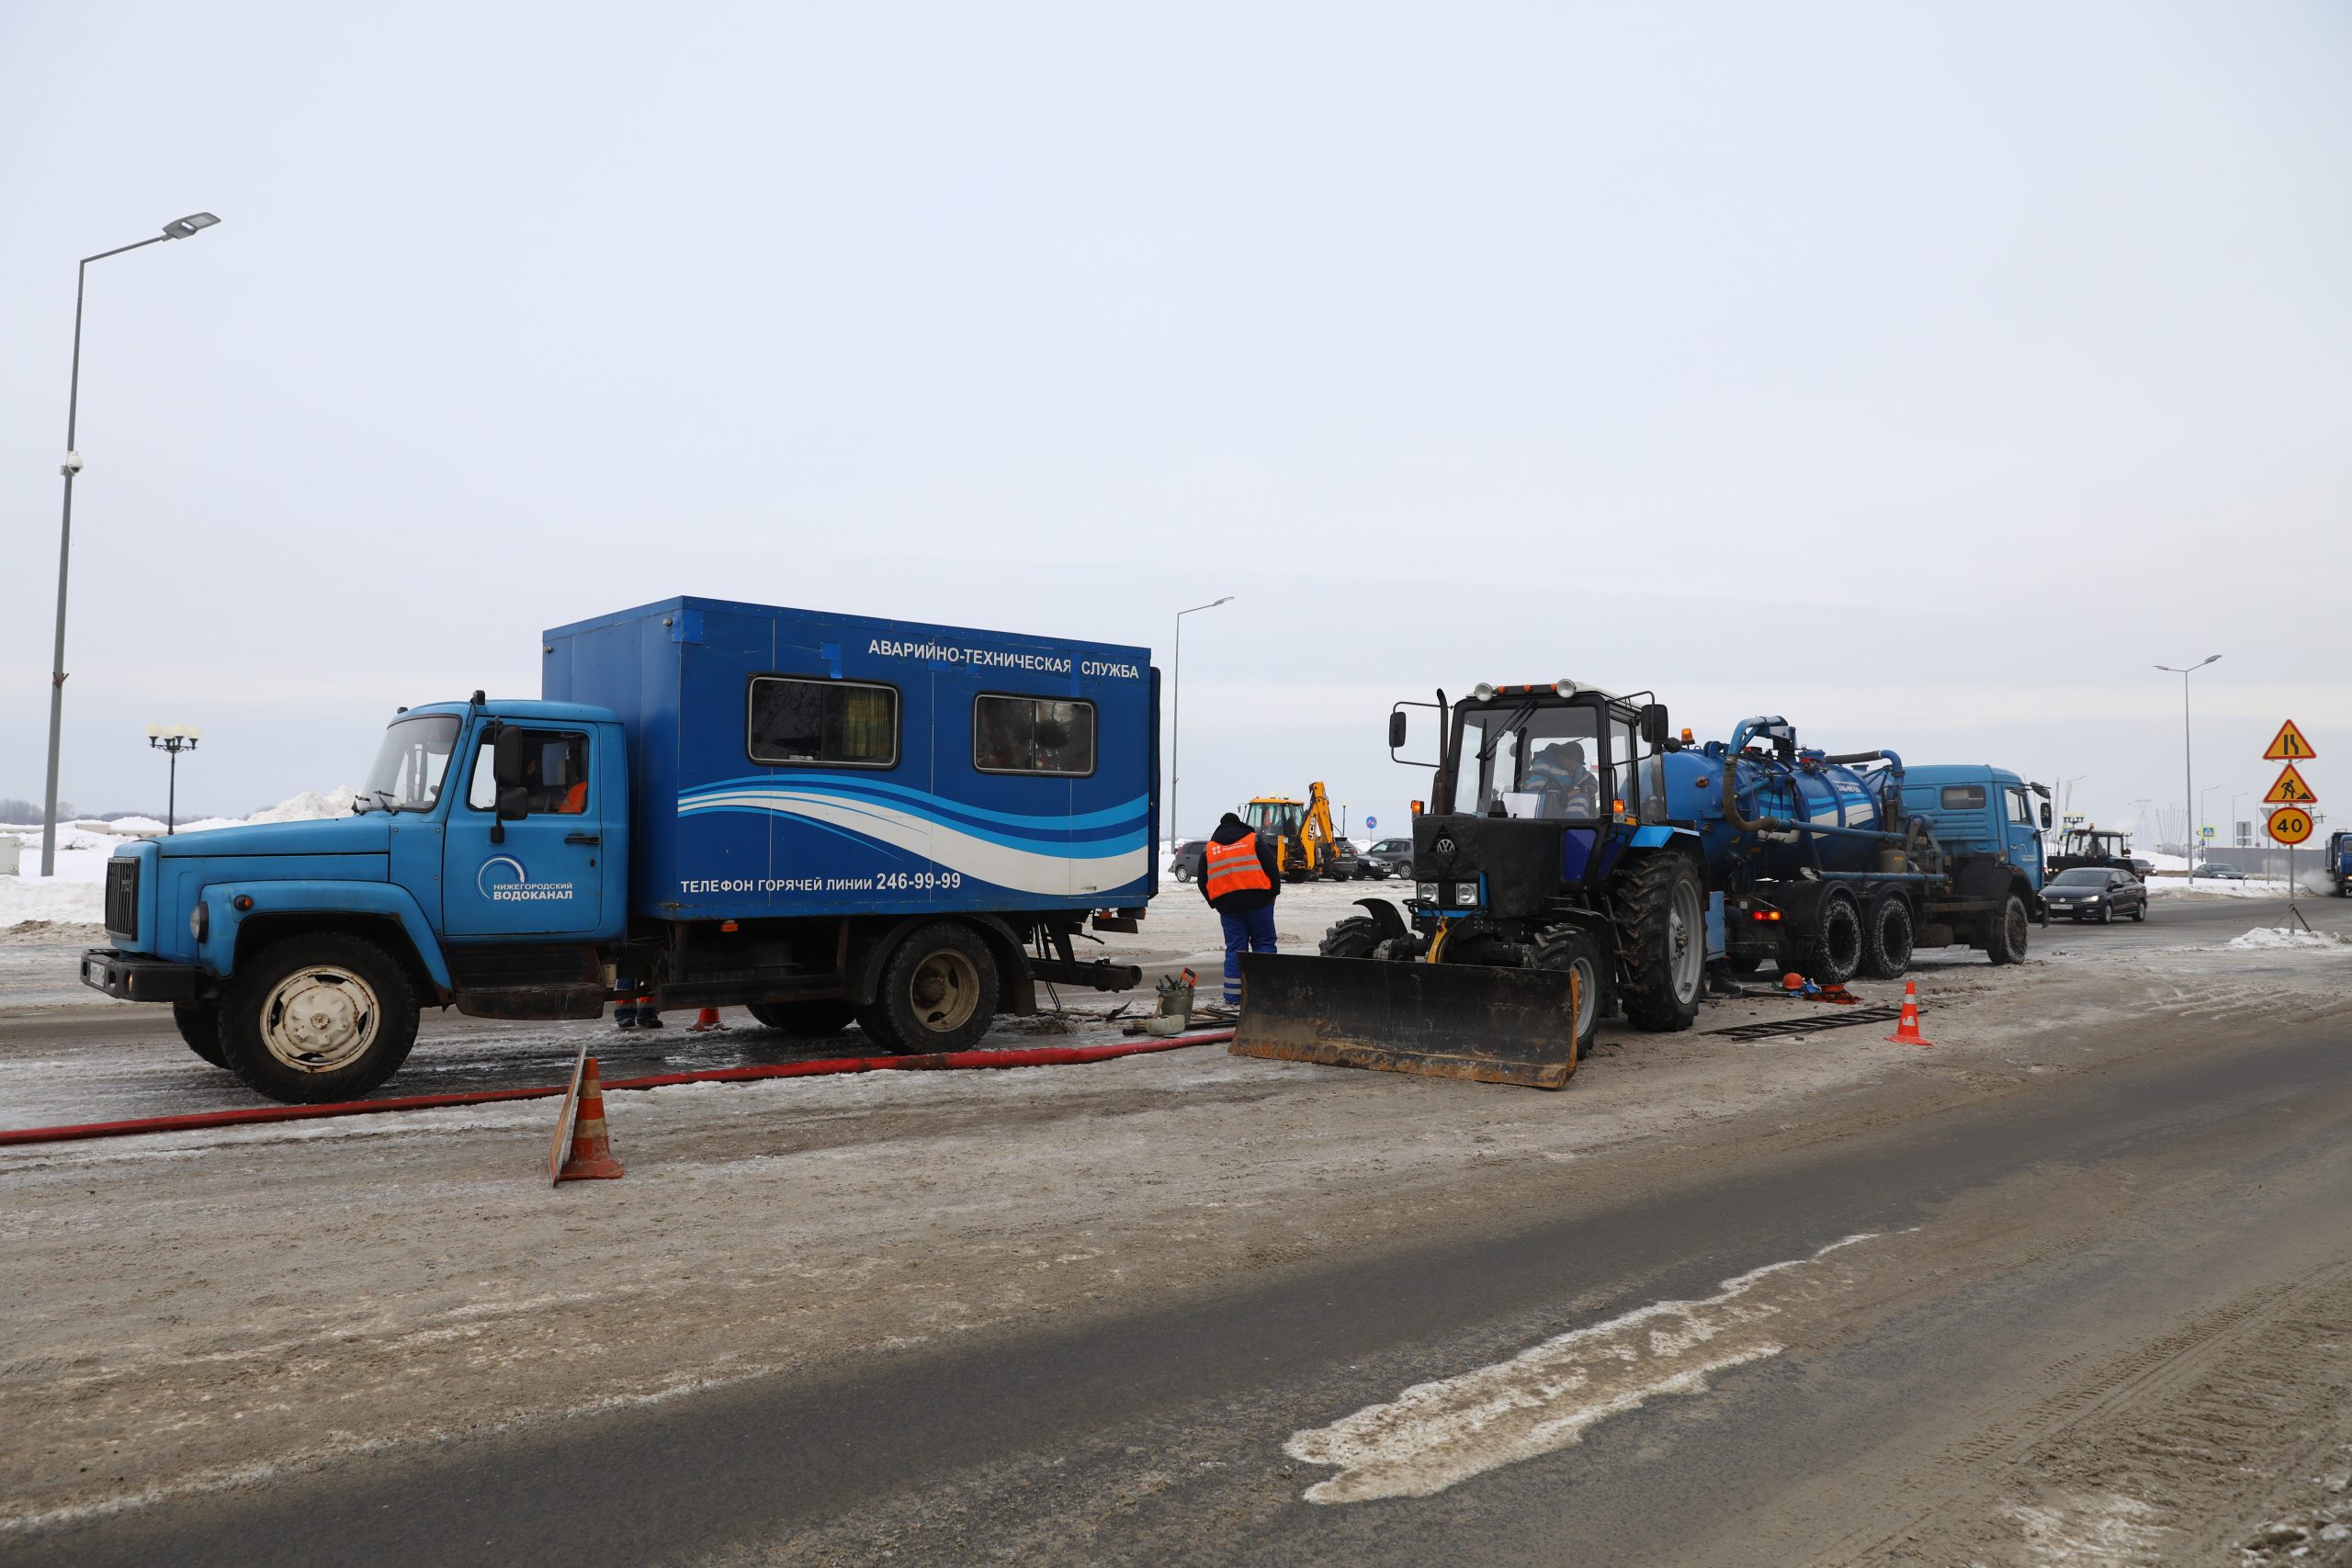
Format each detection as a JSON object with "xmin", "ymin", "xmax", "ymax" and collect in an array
[{"xmin": 1219, "ymin": 904, "xmax": 1278, "ymax": 1006}]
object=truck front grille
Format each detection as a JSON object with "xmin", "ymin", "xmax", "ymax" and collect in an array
[{"xmin": 104, "ymin": 858, "xmax": 140, "ymax": 941}]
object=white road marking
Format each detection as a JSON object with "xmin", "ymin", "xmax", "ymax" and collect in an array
[{"xmin": 1285, "ymin": 1233, "xmax": 1882, "ymax": 1504}]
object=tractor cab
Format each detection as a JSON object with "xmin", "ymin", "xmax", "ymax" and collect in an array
[
  {"xmin": 2048, "ymin": 828, "xmax": 2133, "ymax": 879},
  {"xmin": 1397, "ymin": 682, "xmax": 1670, "ymax": 910},
  {"xmin": 1242, "ymin": 797, "xmax": 1306, "ymax": 839}
]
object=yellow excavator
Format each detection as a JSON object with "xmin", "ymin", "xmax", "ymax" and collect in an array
[{"xmin": 1242, "ymin": 783, "xmax": 1362, "ymax": 880}]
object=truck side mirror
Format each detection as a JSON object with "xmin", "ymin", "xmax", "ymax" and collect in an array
[
  {"xmin": 2041, "ymin": 802, "xmax": 2052, "ymax": 829},
  {"xmin": 493, "ymin": 728, "xmax": 531, "ymax": 790},
  {"xmin": 1639, "ymin": 704, "xmax": 1670, "ymax": 748},
  {"xmin": 1388, "ymin": 711, "xmax": 1408, "ymax": 749}
]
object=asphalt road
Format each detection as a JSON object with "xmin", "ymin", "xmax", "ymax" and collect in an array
[{"xmin": 16, "ymin": 888, "xmax": 2352, "ymax": 1566}]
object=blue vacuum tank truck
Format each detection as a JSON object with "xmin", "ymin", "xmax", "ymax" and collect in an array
[
  {"xmin": 1231, "ymin": 681, "xmax": 2048, "ymax": 1089},
  {"xmin": 80, "ymin": 598, "xmax": 1159, "ymax": 1103},
  {"xmin": 2331, "ymin": 830, "xmax": 2352, "ymax": 897}
]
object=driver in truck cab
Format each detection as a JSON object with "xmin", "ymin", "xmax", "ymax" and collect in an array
[{"xmin": 1525, "ymin": 740, "xmax": 1598, "ymax": 818}]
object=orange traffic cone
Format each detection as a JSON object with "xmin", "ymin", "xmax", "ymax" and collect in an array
[
  {"xmin": 557, "ymin": 1056, "xmax": 626, "ymax": 1180},
  {"xmin": 1885, "ymin": 980, "xmax": 1931, "ymax": 1047},
  {"xmin": 686, "ymin": 1007, "xmax": 727, "ymax": 1033}
]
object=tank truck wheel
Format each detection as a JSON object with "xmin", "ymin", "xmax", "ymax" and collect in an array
[
  {"xmin": 1318, "ymin": 917, "xmax": 1385, "ymax": 960},
  {"xmin": 1613, "ymin": 854, "xmax": 1704, "ymax": 1032},
  {"xmin": 220, "ymin": 933, "xmax": 419, "ymax": 1105},
  {"xmin": 172, "ymin": 1000, "xmax": 231, "ymax": 1069},
  {"xmin": 1530, "ymin": 926, "xmax": 1603, "ymax": 1061},
  {"xmin": 1804, "ymin": 890, "xmax": 1865, "ymax": 986},
  {"xmin": 747, "ymin": 999, "xmax": 857, "ymax": 1036},
  {"xmin": 856, "ymin": 922, "xmax": 1001, "ymax": 1055},
  {"xmin": 1858, "ymin": 893, "xmax": 1914, "ymax": 980},
  {"xmin": 1985, "ymin": 894, "xmax": 2030, "ymax": 965}
]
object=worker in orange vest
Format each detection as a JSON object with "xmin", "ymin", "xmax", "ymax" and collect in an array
[{"xmin": 1200, "ymin": 811, "xmax": 1281, "ymax": 1008}]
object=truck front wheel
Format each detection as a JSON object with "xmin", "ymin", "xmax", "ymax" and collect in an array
[
  {"xmin": 220, "ymin": 933, "xmax": 420, "ymax": 1104},
  {"xmin": 857, "ymin": 923, "xmax": 1001, "ymax": 1055},
  {"xmin": 172, "ymin": 1000, "xmax": 229, "ymax": 1069},
  {"xmin": 1984, "ymin": 893, "xmax": 2030, "ymax": 965}
]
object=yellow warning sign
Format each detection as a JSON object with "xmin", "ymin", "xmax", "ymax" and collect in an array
[
  {"xmin": 2263, "ymin": 719, "xmax": 2316, "ymax": 761},
  {"xmin": 2264, "ymin": 763, "xmax": 2319, "ymax": 807},
  {"xmin": 2268, "ymin": 806, "xmax": 2314, "ymax": 846}
]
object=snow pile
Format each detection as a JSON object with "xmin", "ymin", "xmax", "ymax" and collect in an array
[
  {"xmin": 2149, "ymin": 876, "xmax": 2290, "ymax": 899},
  {"xmin": 2225, "ymin": 927, "xmax": 2351, "ymax": 953},
  {"xmin": 241, "ymin": 787, "xmax": 358, "ymax": 824},
  {"xmin": 0, "ymin": 876, "xmax": 105, "ymax": 926}
]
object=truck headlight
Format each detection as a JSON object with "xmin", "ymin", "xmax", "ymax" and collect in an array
[
  {"xmin": 189, "ymin": 903, "xmax": 209, "ymax": 942},
  {"xmin": 1451, "ymin": 879, "xmax": 1482, "ymax": 906},
  {"xmin": 1416, "ymin": 882, "xmax": 1440, "ymax": 902}
]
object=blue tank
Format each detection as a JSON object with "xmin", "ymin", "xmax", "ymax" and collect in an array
[{"xmin": 1654, "ymin": 716, "xmax": 1898, "ymax": 882}]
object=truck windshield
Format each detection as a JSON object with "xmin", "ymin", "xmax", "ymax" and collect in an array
[
  {"xmin": 1461, "ymin": 703, "xmax": 1601, "ymax": 818},
  {"xmin": 358, "ymin": 714, "xmax": 462, "ymax": 813}
]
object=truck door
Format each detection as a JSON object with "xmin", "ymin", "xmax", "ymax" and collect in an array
[
  {"xmin": 443, "ymin": 725, "xmax": 605, "ymax": 937},
  {"xmin": 2003, "ymin": 783, "xmax": 2043, "ymax": 886}
]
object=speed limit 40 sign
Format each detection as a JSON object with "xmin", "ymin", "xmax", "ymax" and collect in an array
[{"xmin": 2268, "ymin": 806, "xmax": 2315, "ymax": 845}]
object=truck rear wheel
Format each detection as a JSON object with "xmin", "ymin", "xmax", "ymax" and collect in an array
[
  {"xmin": 857, "ymin": 922, "xmax": 1001, "ymax": 1055},
  {"xmin": 1531, "ymin": 925, "xmax": 1602, "ymax": 1061},
  {"xmin": 1985, "ymin": 893, "xmax": 2030, "ymax": 965},
  {"xmin": 747, "ymin": 999, "xmax": 856, "ymax": 1036},
  {"xmin": 1804, "ymin": 890, "xmax": 1864, "ymax": 986},
  {"xmin": 1858, "ymin": 892, "xmax": 1914, "ymax": 980},
  {"xmin": 172, "ymin": 1000, "xmax": 229, "ymax": 1069},
  {"xmin": 1613, "ymin": 854, "xmax": 1703, "ymax": 1032},
  {"xmin": 220, "ymin": 933, "xmax": 419, "ymax": 1104}
]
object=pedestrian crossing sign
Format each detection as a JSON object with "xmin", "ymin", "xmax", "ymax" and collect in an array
[
  {"xmin": 2263, "ymin": 720, "xmax": 2315, "ymax": 761},
  {"xmin": 2264, "ymin": 763, "xmax": 2318, "ymax": 807}
]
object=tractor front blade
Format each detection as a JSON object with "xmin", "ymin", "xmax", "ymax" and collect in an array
[{"xmin": 1228, "ymin": 953, "xmax": 1580, "ymax": 1089}]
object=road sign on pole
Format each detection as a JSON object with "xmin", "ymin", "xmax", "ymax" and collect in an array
[
  {"xmin": 2268, "ymin": 806, "xmax": 2314, "ymax": 845},
  {"xmin": 2264, "ymin": 720, "xmax": 2317, "ymax": 761},
  {"xmin": 2264, "ymin": 763, "xmax": 2319, "ymax": 807}
]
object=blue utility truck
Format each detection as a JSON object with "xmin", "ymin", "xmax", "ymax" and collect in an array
[
  {"xmin": 82, "ymin": 598, "xmax": 1158, "ymax": 1103},
  {"xmin": 1234, "ymin": 682, "xmax": 2048, "ymax": 1087},
  {"xmin": 2330, "ymin": 830, "xmax": 2352, "ymax": 897}
]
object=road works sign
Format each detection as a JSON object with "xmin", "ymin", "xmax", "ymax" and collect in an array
[
  {"xmin": 2265, "ymin": 763, "xmax": 2319, "ymax": 807},
  {"xmin": 2264, "ymin": 720, "xmax": 2317, "ymax": 761},
  {"xmin": 2268, "ymin": 806, "xmax": 2315, "ymax": 845}
]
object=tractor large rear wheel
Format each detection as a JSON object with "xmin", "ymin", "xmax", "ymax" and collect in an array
[{"xmin": 1612, "ymin": 854, "xmax": 1703, "ymax": 1032}]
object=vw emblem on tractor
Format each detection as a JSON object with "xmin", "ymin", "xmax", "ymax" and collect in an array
[{"xmin": 1432, "ymin": 835, "xmax": 1457, "ymax": 858}]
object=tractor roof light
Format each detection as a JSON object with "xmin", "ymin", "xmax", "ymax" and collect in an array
[
  {"xmin": 1554, "ymin": 679, "xmax": 1579, "ymax": 697},
  {"xmin": 1471, "ymin": 682, "xmax": 1498, "ymax": 702}
]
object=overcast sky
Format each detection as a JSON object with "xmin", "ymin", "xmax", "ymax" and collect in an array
[{"xmin": 4, "ymin": 2, "xmax": 2347, "ymax": 845}]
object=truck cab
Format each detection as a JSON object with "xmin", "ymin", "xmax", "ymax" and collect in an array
[
  {"xmin": 2330, "ymin": 830, "xmax": 2352, "ymax": 897},
  {"xmin": 1903, "ymin": 766, "xmax": 2050, "ymax": 897}
]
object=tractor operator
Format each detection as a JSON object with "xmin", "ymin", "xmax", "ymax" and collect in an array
[
  {"xmin": 1200, "ymin": 810, "xmax": 1281, "ymax": 1010},
  {"xmin": 1525, "ymin": 739, "xmax": 1600, "ymax": 818}
]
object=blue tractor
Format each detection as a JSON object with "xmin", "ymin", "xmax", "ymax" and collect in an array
[{"xmin": 1231, "ymin": 680, "xmax": 2047, "ymax": 1089}]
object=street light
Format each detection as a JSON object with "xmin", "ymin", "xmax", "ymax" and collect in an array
[
  {"xmin": 146, "ymin": 726, "xmax": 201, "ymax": 835},
  {"xmin": 1169, "ymin": 596, "xmax": 1234, "ymax": 851},
  {"xmin": 39, "ymin": 211, "xmax": 222, "ymax": 877},
  {"xmin": 2153, "ymin": 655, "xmax": 2220, "ymax": 863}
]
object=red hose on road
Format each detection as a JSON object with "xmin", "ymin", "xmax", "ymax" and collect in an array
[{"xmin": 0, "ymin": 1029, "xmax": 1238, "ymax": 1149}]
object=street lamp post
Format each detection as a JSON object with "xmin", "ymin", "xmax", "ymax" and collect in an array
[
  {"xmin": 39, "ymin": 212, "xmax": 221, "ymax": 876},
  {"xmin": 146, "ymin": 726, "xmax": 200, "ymax": 835},
  {"xmin": 2153, "ymin": 655, "xmax": 2220, "ymax": 863},
  {"xmin": 1169, "ymin": 596, "xmax": 1233, "ymax": 852}
]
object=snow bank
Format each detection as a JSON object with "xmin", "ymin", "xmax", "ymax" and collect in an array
[
  {"xmin": 2225, "ymin": 928, "xmax": 2350, "ymax": 953},
  {"xmin": 0, "ymin": 877, "xmax": 104, "ymax": 925},
  {"xmin": 2149, "ymin": 877, "xmax": 2290, "ymax": 899},
  {"xmin": 240, "ymin": 788, "xmax": 358, "ymax": 824}
]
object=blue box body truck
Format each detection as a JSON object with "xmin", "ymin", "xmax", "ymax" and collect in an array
[{"xmin": 81, "ymin": 598, "xmax": 1159, "ymax": 1103}]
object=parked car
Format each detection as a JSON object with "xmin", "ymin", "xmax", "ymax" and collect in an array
[
  {"xmin": 1169, "ymin": 840, "xmax": 1208, "ymax": 883},
  {"xmin": 2125, "ymin": 857, "xmax": 2156, "ymax": 881},
  {"xmin": 2042, "ymin": 866, "xmax": 2148, "ymax": 922},
  {"xmin": 1359, "ymin": 836, "xmax": 1413, "ymax": 879},
  {"xmin": 2188, "ymin": 862, "xmax": 2246, "ymax": 881}
]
